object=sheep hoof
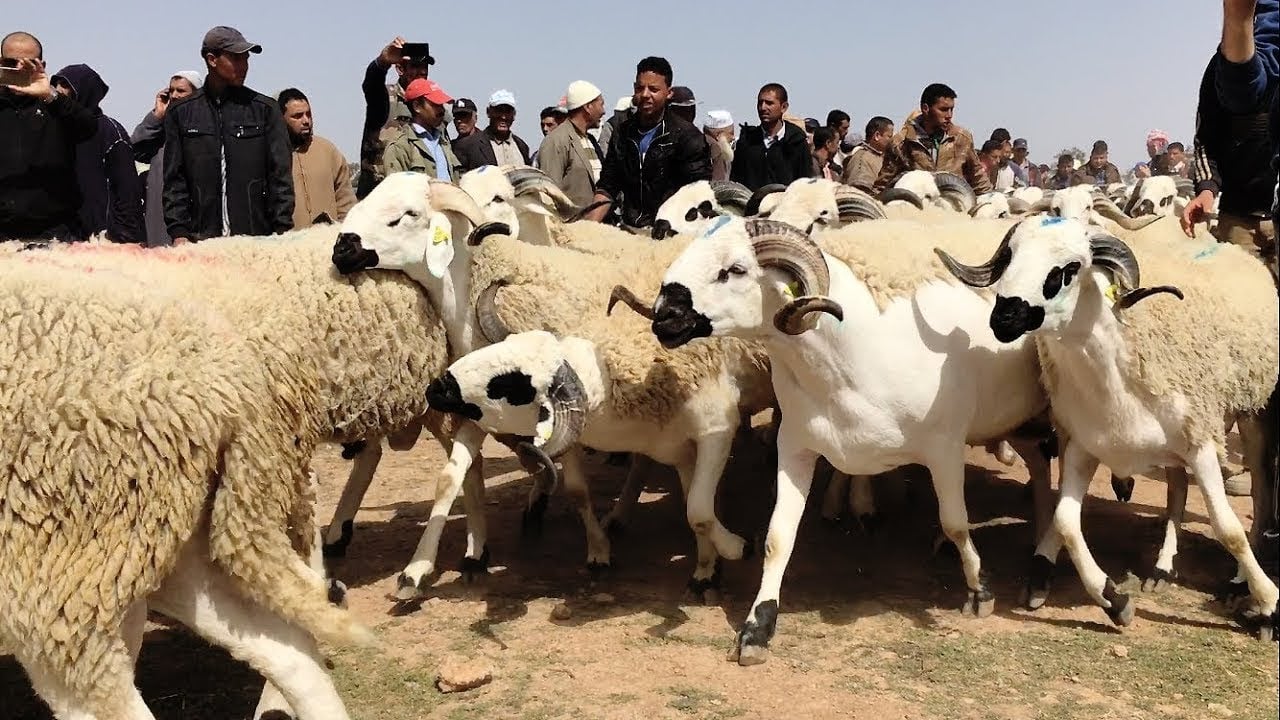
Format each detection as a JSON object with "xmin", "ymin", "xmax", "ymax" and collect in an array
[
  {"xmin": 586, "ymin": 561, "xmax": 611, "ymax": 579},
  {"xmin": 1101, "ymin": 579, "xmax": 1134, "ymax": 627},
  {"xmin": 735, "ymin": 642, "xmax": 769, "ymax": 666},
  {"xmin": 1110, "ymin": 475, "xmax": 1135, "ymax": 503},
  {"xmin": 1217, "ymin": 579, "xmax": 1250, "ymax": 608},
  {"xmin": 1024, "ymin": 554, "xmax": 1054, "ymax": 610},
  {"xmin": 460, "ymin": 546, "xmax": 491, "ymax": 583},
  {"xmin": 327, "ymin": 579, "xmax": 348, "ymax": 608},
  {"xmin": 1259, "ymin": 610, "xmax": 1279, "ymax": 642},
  {"xmin": 961, "ymin": 587, "xmax": 995, "ymax": 618},
  {"xmin": 340, "ymin": 440, "xmax": 367, "ymax": 460},
  {"xmin": 1141, "ymin": 566, "xmax": 1177, "ymax": 593},
  {"xmin": 521, "ymin": 496, "xmax": 549, "ymax": 538},
  {"xmin": 321, "ymin": 520, "xmax": 354, "ymax": 559},
  {"xmin": 394, "ymin": 572, "xmax": 429, "ymax": 601}
]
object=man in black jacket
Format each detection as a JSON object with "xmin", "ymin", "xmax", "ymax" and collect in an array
[
  {"xmin": 453, "ymin": 89, "xmax": 532, "ymax": 171},
  {"xmin": 0, "ymin": 31, "xmax": 97, "ymax": 241},
  {"xmin": 586, "ymin": 56, "xmax": 711, "ymax": 229},
  {"xmin": 163, "ymin": 26, "xmax": 293, "ymax": 243},
  {"xmin": 730, "ymin": 83, "xmax": 813, "ymax": 191},
  {"xmin": 357, "ymin": 36, "xmax": 433, "ymax": 198}
]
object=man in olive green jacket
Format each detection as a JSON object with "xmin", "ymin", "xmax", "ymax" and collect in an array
[
  {"xmin": 536, "ymin": 80, "xmax": 606, "ymax": 206},
  {"xmin": 381, "ymin": 78, "xmax": 463, "ymax": 182}
]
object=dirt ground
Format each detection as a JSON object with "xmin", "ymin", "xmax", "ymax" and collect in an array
[{"xmin": 3, "ymin": 428, "xmax": 1278, "ymax": 720}]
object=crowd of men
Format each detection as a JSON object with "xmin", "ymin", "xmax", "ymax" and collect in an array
[{"xmin": 0, "ymin": 15, "xmax": 1275, "ymax": 287}]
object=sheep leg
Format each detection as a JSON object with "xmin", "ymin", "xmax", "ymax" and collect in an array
[
  {"xmin": 674, "ymin": 460, "xmax": 722, "ymax": 603},
  {"xmin": 1142, "ymin": 468, "xmax": 1188, "ymax": 592},
  {"xmin": 458, "ymin": 453, "xmax": 490, "ymax": 582},
  {"xmin": 1052, "ymin": 440, "xmax": 1134, "ymax": 626},
  {"xmin": 322, "ymin": 439, "xmax": 384, "ymax": 558},
  {"xmin": 560, "ymin": 446, "xmax": 612, "ymax": 575},
  {"xmin": 927, "ymin": 452, "xmax": 994, "ymax": 619},
  {"xmin": 1186, "ymin": 443, "xmax": 1279, "ymax": 631},
  {"xmin": 18, "ymin": 640, "xmax": 155, "ymax": 719},
  {"xmin": 821, "ymin": 470, "xmax": 850, "ymax": 522},
  {"xmin": 1005, "ymin": 437, "xmax": 1056, "ymax": 545},
  {"xmin": 151, "ymin": 540, "xmax": 350, "ymax": 720},
  {"xmin": 687, "ymin": 431, "xmax": 747, "ymax": 561},
  {"xmin": 600, "ymin": 454, "xmax": 655, "ymax": 534},
  {"xmin": 396, "ymin": 422, "xmax": 486, "ymax": 600},
  {"xmin": 730, "ymin": 441, "xmax": 818, "ymax": 666}
]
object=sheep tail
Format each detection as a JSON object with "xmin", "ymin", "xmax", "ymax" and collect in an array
[{"xmin": 207, "ymin": 443, "xmax": 376, "ymax": 649}]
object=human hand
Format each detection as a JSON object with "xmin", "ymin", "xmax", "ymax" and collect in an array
[
  {"xmin": 1180, "ymin": 190, "xmax": 1215, "ymax": 237},
  {"xmin": 153, "ymin": 89, "xmax": 171, "ymax": 119},
  {"xmin": 378, "ymin": 37, "xmax": 406, "ymax": 68},
  {"xmin": 2, "ymin": 58, "xmax": 50, "ymax": 99}
]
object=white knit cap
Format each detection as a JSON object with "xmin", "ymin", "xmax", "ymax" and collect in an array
[
  {"xmin": 172, "ymin": 70, "xmax": 204, "ymax": 88},
  {"xmin": 614, "ymin": 95, "xmax": 633, "ymax": 112},
  {"xmin": 703, "ymin": 109, "xmax": 733, "ymax": 130},
  {"xmin": 565, "ymin": 80, "xmax": 602, "ymax": 111}
]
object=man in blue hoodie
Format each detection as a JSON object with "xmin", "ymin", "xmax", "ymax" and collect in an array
[{"xmin": 51, "ymin": 63, "xmax": 145, "ymax": 243}]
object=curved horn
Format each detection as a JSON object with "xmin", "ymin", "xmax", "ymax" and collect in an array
[
  {"xmin": 514, "ymin": 441, "xmax": 559, "ymax": 494},
  {"xmin": 933, "ymin": 172, "xmax": 977, "ymax": 213},
  {"xmin": 745, "ymin": 184, "xmax": 788, "ymax": 216},
  {"xmin": 504, "ymin": 166, "xmax": 583, "ymax": 220},
  {"xmin": 427, "ymin": 180, "xmax": 487, "ymax": 227},
  {"xmin": 540, "ymin": 361, "xmax": 587, "ymax": 458},
  {"xmin": 1087, "ymin": 231, "xmax": 1141, "ymax": 291},
  {"xmin": 834, "ymin": 186, "xmax": 887, "ymax": 222},
  {"xmin": 1116, "ymin": 285, "xmax": 1184, "ymax": 309},
  {"xmin": 607, "ymin": 285, "xmax": 655, "ymax": 319},
  {"xmin": 933, "ymin": 223, "xmax": 1018, "ymax": 288},
  {"xmin": 475, "ymin": 279, "xmax": 513, "ymax": 343},
  {"xmin": 1007, "ymin": 197, "xmax": 1031, "ymax": 215},
  {"xmin": 1092, "ymin": 194, "xmax": 1161, "ymax": 231},
  {"xmin": 711, "ymin": 180, "xmax": 752, "ymax": 215},
  {"xmin": 876, "ymin": 187, "xmax": 924, "ymax": 209},
  {"xmin": 466, "ymin": 221, "xmax": 511, "ymax": 246},
  {"xmin": 743, "ymin": 219, "xmax": 843, "ymax": 334},
  {"xmin": 1173, "ymin": 177, "xmax": 1195, "ymax": 199},
  {"xmin": 1121, "ymin": 177, "xmax": 1144, "ymax": 216}
]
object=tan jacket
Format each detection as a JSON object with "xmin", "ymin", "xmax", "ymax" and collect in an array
[
  {"xmin": 536, "ymin": 119, "xmax": 602, "ymax": 207},
  {"xmin": 873, "ymin": 118, "xmax": 992, "ymax": 194},
  {"xmin": 841, "ymin": 143, "xmax": 884, "ymax": 192},
  {"xmin": 290, "ymin": 135, "xmax": 356, "ymax": 229},
  {"xmin": 381, "ymin": 124, "xmax": 464, "ymax": 183}
]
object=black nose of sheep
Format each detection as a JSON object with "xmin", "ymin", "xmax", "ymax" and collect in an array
[
  {"xmin": 426, "ymin": 372, "xmax": 483, "ymax": 421},
  {"xmin": 990, "ymin": 295, "xmax": 1044, "ymax": 343},
  {"xmin": 332, "ymin": 233, "xmax": 379, "ymax": 275}
]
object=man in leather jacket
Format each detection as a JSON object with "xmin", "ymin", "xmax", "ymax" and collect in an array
[
  {"xmin": 585, "ymin": 56, "xmax": 711, "ymax": 229},
  {"xmin": 163, "ymin": 26, "xmax": 293, "ymax": 243}
]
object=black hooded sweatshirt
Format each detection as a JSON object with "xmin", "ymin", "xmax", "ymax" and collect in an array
[
  {"xmin": 0, "ymin": 76, "xmax": 97, "ymax": 239},
  {"xmin": 52, "ymin": 64, "xmax": 145, "ymax": 243}
]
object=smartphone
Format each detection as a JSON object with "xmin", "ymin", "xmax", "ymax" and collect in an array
[
  {"xmin": 0, "ymin": 66, "xmax": 33, "ymax": 87},
  {"xmin": 400, "ymin": 42, "xmax": 432, "ymax": 61}
]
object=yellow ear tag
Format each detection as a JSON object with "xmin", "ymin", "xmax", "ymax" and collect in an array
[
  {"xmin": 783, "ymin": 281, "xmax": 799, "ymax": 299},
  {"xmin": 1104, "ymin": 283, "xmax": 1119, "ymax": 306},
  {"xmin": 423, "ymin": 213, "xmax": 455, "ymax": 279},
  {"xmin": 432, "ymin": 224, "xmax": 450, "ymax": 246}
]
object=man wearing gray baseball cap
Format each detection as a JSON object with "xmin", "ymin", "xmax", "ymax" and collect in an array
[{"xmin": 162, "ymin": 25, "xmax": 293, "ymax": 243}]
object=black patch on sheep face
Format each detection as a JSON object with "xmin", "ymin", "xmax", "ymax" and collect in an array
[
  {"xmin": 652, "ymin": 282, "xmax": 713, "ymax": 349},
  {"xmin": 486, "ymin": 371, "xmax": 537, "ymax": 407},
  {"xmin": 989, "ymin": 295, "xmax": 1044, "ymax": 343},
  {"xmin": 651, "ymin": 219, "xmax": 674, "ymax": 240},
  {"xmin": 538, "ymin": 405, "xmax": 550, "ymax": 423},
  {"xmin": 1042, "ymin": 262, "xmax": 1081, "ymax": 300},
  {"xmin": 426, "ymin": 372, "xmax": 482, "ymax": 420},
  {"xmin": 332, "ymin": 233, "xmax": 379, "ymax": 275}
]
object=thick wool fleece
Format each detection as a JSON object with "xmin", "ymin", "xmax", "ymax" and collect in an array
[
  {"xmin": 815, "ymin": 217, "xmax": 1018, "ymax": 311},
  {"xmin": 468, "ymin": 234, "xmax": 771, "ymax": 423},
  {"xmin": 0, "ymin": 258, "xmax": 361, "ymax": 715},
  {"xmin": 1039, "ymin": 224, "xmax": 1279, "ymax": 454}
]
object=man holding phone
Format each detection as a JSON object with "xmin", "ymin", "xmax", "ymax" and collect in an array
[
  {"xmin": 358, "ymin": 36, "xmax": 435, "ymax": 197},
  {"xmin": 0, "ymin": 31, "xmax": 97, "ymax": 242}
]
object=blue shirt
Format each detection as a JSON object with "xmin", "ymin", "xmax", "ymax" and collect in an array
[
  {"xmin": 636, "ymin": 122, "xmax": 661, "ymax": 162},
  {"xmin": 412, "ymin": 123, "xmax": 452, "ymax": 181}
]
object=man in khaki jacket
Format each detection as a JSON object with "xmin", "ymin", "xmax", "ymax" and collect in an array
[
  {"xmin": 842, "ymin": 115, "xmax": 893, "ymax": 192},
  {"xmin": 536, "ymin": 80, "xmax": 605, "ymax": 207},
  {"xmin": 279, "ymin": 88, "xmax": 355, "ymax": 228},
  {"xmin": 872, "ymin": 82, "xmax": 992, "ymax": 194},
  {"xmin": 381, "ymin": 78, "xmax": 463, "ymax": 182}
]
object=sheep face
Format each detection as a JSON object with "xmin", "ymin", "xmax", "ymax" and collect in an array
[
  {"xmin": 1126, "ymin": 176, "xmax": 1178, "ymax": 218},
  {"xmin": 427, "ymin": 331, "xmax": 561, "ymax": 433},
  {"xmin": 653, "ymin": 180, "xmax": 719, "ymax": 240},
  {"xmin": 1049, "ymin": 185, "xmax": 1095, "ymax": 222},
  {"xmin": 768, "ymin": 178, "xmax": 839, "ymax": 230},
  {"xmin": 972, "ymin": 193, "xmax": 1011, "ymax": 219},
  {"xmin": 459, "ymin": 166, "xmax": 524, "ymax": 238},
  {"xmin": 894, "ymin": 170, "xmax": 941, "ymax": 205}
]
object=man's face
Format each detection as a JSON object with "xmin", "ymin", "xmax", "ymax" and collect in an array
[
  {"xmin": 454, "ymin": 110, "xmax": 476, "ymax": 136},
  {"xmin": 52, "ymin": 77, "xmax": 73, "ymax": 98},
  {"xmin": 1089, "ymin": 152, "xmax": 1107, "ymax": 169},
  {"xmin": 168, "ymin": 77, "xmax": 196, "ymax": 101},
  {"xmin": 1168, "ymin": 146, "xmax": 1184, "ymax": 165},
  {"xmin": 206, "ymin": 50, "xmax": 249, "ymax": 87},
  {"xmin": 414, "ymin": 98, "xmax": 444, "ymax": 127},
  {"xmin": 1000, "ymin": 140, "xmax": 1012, "ymax": 161},
  {"xmin": 541, "ymin": 114, "xmax": 559, "ymax": 135},
  {"xmin": 1058, "ymin": 159, "xmax": 1073, "ymax": 175},
  {"xmin": 922, "ymin": 97, "xmax": 954, "ymax": 133},
  {"xmin": 633, "ymin": 71, "xmax": 671, "ymax": 119},
  {"xmin": 757, "ymin": 90, "xmax": 785, "ymax": 126},
  {"xmin": 834, "ymin": 119, "xmax": 849, "ymax": 138},
  {"xmin": 488, "ymin": 104, "xmax": 515, "ymax": 135},
  {"xmin": 871, "ymin": 128, "xmax": 892, "ymax": 151},
  {"xmin": 1013, "ymin": 147, "xmax": 1028, "ymax": 164},
  {"xmin": 1145, "ymin": 138, "xmax": 1165, "ymax": 158},
  {"xmin": 0, "ymin": 36, "xmax": 42, "ymax": 65},
  {"xmin": 585, "ymin": 96, "xmax": 605, "ymax": 128},
  {"xmin": 398, "ymin": 60, "xmax": 430, "ymax": 85},
  {"xmin": 283, "ymin": 99, "xmax": 313, "ymax": 142}
]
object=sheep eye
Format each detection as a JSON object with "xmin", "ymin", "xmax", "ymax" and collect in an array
[
  {"xmin": 685, "ymin": 207, "xmax": 699, "ymax": 222},
  {"xmin": 493, "ymin": 196, "xmax": 506, "ymax": 204},
  {"xmin": 387, "ymin": 210, "xmax": 419, "ymax": 228},
  {"xmin": 716, "ymin": 263, "xmax": 748, "ymax": 282}
]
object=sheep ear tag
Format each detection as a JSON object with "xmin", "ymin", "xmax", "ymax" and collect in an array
[
  {"xmin": 534, "ymin": 400, "xmax": 555, "ymax": 448},
  {"xmin": 424, "ymin": 213, "xmax": 455, "ymax": 279}
]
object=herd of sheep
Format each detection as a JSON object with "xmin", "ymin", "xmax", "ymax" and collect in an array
[{"xmin": 1, "ymin": 163, "xmax": 1275, "ymax": 719}]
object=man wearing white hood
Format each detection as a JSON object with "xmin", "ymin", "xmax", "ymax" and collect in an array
[
  {"xmin": 537, "ymin": 80, "xmax": 605, "ymax": 207},
  {"xmin": 703, "ymin": 109, "xmax": 734, "ymax": 181},
  {"xmin": 130, "ymin": 70, "xmax": 201, "ymax": 246}
]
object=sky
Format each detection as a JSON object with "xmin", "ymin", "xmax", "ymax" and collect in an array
[{"xmin": 7, "ymin": 0, "xmax": 1220, "ymax": 171}]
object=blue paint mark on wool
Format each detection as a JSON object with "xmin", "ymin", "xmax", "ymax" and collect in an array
[
  {"xmin": 1192, "ymin": 243, "xmax": 1221, "ymax": 261},
  {"xmin": 704, "ymin": 215, "xmax": 732, "ymax": 237},
  {"xmin": 1039, "ymin": 216, "xmax": 1064, "ymax": 227}
]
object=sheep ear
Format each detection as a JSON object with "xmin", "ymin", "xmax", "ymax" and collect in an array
[{"xmin": 423, "ymin": 212, "xmax": 456, "ymax": 279}]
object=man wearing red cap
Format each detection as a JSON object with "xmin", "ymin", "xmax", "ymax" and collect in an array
[{"xmin": 381, "ymin": 77, "xmax": 463, "ymax": 182}]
